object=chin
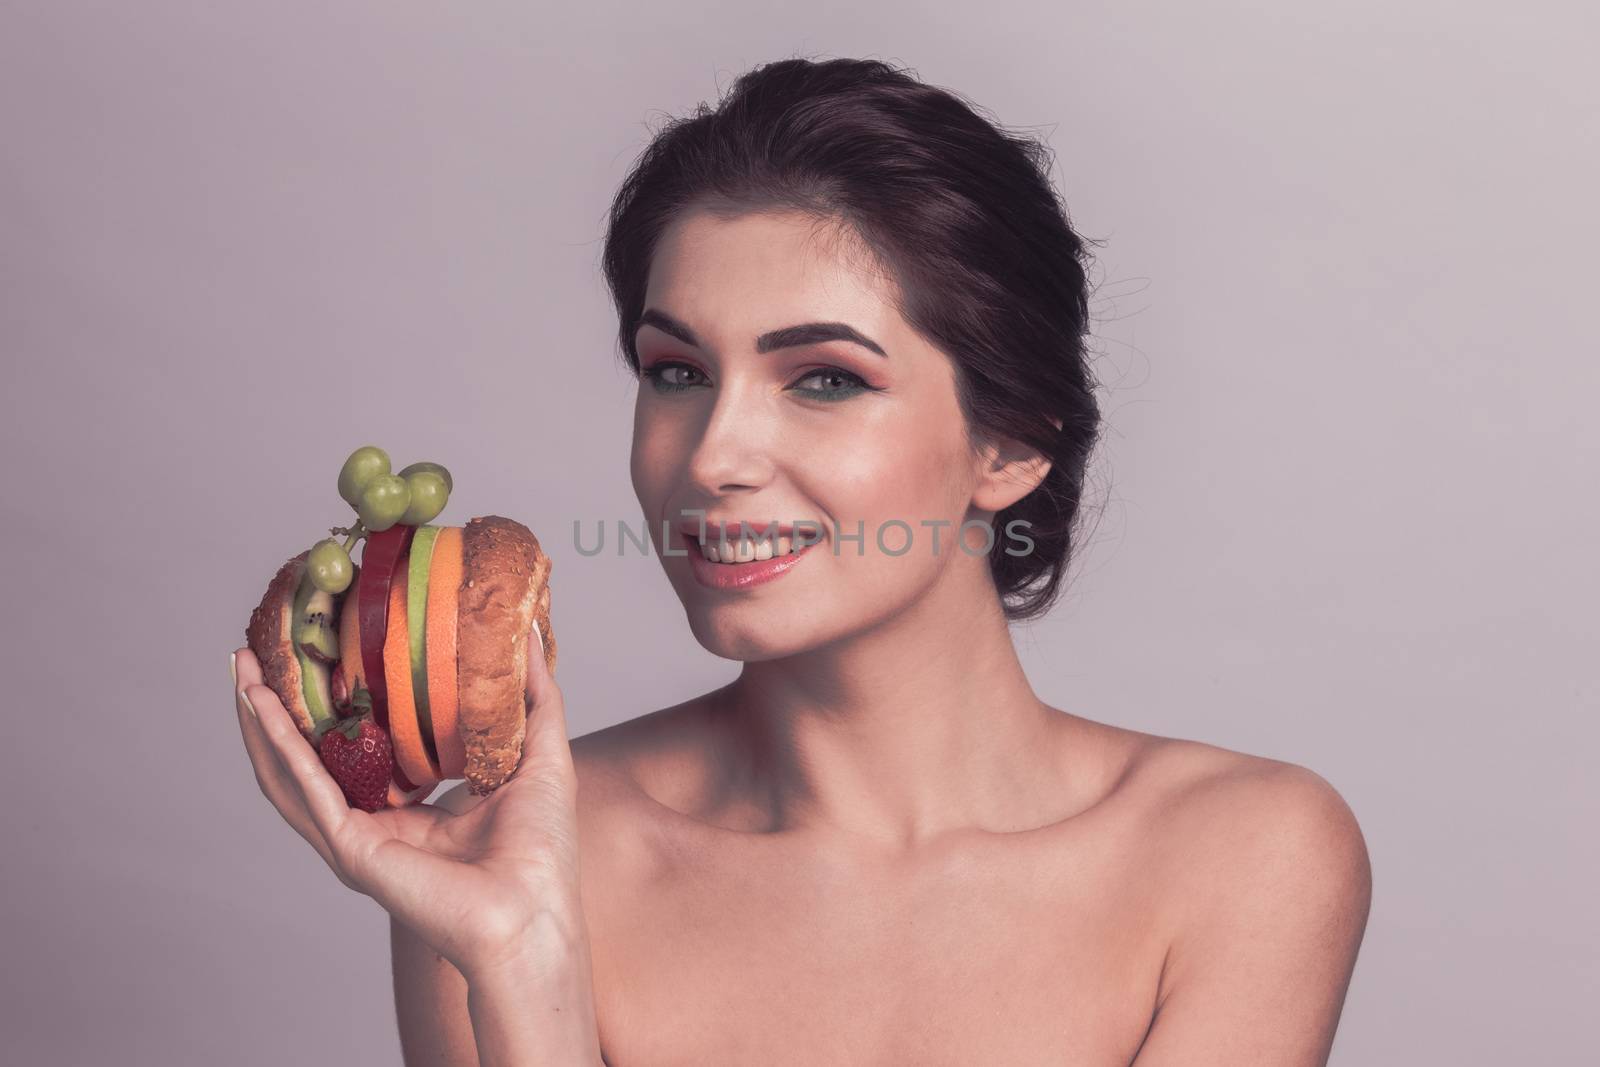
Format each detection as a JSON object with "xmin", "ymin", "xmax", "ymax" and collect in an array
[
  {"xmin": 684, "ymin": 582, "xmax": 918, "ymax": 663},
  {"xmin": 682, "ymin": 603, "xmax": 810, "ymax": 662}
]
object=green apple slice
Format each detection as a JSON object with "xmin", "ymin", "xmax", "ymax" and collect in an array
[{"xmin": 405, "ymin": 524, "xmax": 440, "ymax": 766}]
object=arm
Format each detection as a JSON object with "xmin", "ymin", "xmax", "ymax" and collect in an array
[
  {"xmin": 1131, "ymin": 764, "xmax": 1372, "ymax": 1066},
  {"xmin": 463, "ymin": 911, "xmax": 605, "ymax": 1067},
  {"xmin": 392, "ymin": 915, "xmax": 477, "ymax": 1065},
  {"xmin": 391, "ymin": 781, "xmax": 604, "ymax": 1067},
  {"xmin": 393, "ymin": 910, "xmax": 604, "ymax": 1067}
]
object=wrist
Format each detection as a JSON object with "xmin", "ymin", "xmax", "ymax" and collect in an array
[
  {"xmin": 459, "ymin": 906, "xmax": 593, "ymax": 987},
  {"xmin": 461, "ymin": 910, "xmax": 603, "ymax": 1067}
]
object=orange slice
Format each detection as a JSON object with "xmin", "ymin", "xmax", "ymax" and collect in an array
[
  {"xmin": 425, "ymin": 526, "xmax": 466, "ymax": 778},
  {"xmin": 384, "ymin": 564, "xmax": 441, "ymax": 788}
]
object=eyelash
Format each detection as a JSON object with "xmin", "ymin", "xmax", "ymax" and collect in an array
[{"xmin": 640, "ymin": 360, "xmax": 879, "ymax": 402}]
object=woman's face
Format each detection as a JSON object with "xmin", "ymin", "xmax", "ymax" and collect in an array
[{"xmin": 629, "ymin": 208, "xmax": 990, "ymax": 660}]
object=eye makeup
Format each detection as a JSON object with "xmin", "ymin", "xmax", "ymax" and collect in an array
[{"xmin": 639, "ymin": 359, "xmax": 885, "ymax": 401}]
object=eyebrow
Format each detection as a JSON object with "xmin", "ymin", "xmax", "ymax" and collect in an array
[{"xmin": 635, "ymin": 308, "xmax": 888, "ymax": 358}]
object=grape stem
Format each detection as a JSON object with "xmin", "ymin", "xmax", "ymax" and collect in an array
[{"xmin": 329, "ymin": 521, "xmax": 368, "ymax": 553}]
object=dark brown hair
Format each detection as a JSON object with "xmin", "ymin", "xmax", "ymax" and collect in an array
[{"xmin": 602, "ymin": 56, "xmax": 1103, "ymax": 622}]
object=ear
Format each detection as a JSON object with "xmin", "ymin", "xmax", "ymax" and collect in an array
[{"xmin": 971, "ymin": 417, "xmax": 1061, "ymax": 513}]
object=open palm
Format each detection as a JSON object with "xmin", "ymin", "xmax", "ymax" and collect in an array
[{"xmin": 232, "ymin": 623, "xmax": 583, "ymax": 978}]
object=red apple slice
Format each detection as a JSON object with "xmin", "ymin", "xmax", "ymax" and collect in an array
[
  {"xmin": 355, "ymin": 524, "xmax": 415, "ymax": 728},
  {"xmin": 356, "ymin": 523, "xmax": 418, "ymax": 792}
]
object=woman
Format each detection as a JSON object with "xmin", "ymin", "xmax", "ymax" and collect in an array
[{"xmin": 233, "ymin": 57, "xmax": 1371, "ymax": 1065}]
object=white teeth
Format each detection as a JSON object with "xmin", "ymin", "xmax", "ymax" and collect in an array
[{"xmin": 696, "ymin": 533, "xmax": 798, "ymax": 563}]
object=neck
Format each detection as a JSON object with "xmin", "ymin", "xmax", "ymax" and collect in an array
[{"xmin": 715, "ymin": 559, "xmax": 1064, "ymax": 851}]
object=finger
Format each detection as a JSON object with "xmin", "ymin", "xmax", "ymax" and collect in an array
[
  {"xmin": 513, "ymin": 616, "xmax": 577, "ymax": 789},
  {"xmin": 233, "ymin": 650, "xmax": 338, "ymax": 863},
  {"xmin": 233, "ymin": 649, "xmax": 325, "ymax": 844},
  {"xmin": 235, "ymin": 683, "xmax": 338, "ymax": 871},
  {"xmin": 237, "ymin": 650, "xmax": 456, "ymax": 904},
  {"xmin": 523, "ymin": 612, "xmax": 557, "ymax": 712},
  {"xmin": 243, "ymin": 680, "xmax": 364, "ymax": 856}
]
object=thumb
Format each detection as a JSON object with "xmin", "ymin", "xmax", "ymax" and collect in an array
[{"xmin": 515, "ymin": 612, "xmax": 574, "ymax": 784}]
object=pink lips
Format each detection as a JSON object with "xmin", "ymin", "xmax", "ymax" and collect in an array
[{"xmin": 683, "ymin": 531, "xmax": 819, "ymax": 590}]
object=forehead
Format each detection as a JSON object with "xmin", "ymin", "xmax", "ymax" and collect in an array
[{"xmin": 642, "ymin": 209, "xmax": 902, "ymax": 347}]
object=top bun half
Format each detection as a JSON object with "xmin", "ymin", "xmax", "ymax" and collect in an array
[{"xmin": 455, "ymin": 515, "xmax": 556, "ymax": 795}]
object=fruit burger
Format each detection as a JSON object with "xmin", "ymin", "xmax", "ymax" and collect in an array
[{"xmin": 246, "ymin": 446, "xmax": 557, "ymax": 811}]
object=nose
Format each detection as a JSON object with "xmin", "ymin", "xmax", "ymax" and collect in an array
[{"xmin": 685, "ymin": 378, "xmax": 775, "ymax": 494}]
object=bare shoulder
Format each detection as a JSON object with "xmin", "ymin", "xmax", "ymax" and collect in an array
[
  {"xmin": 1071, "ymin": 729, "xmax": 1376, "ymax": 1058},
  {"xmin": 1114, "ymin": 731, "xmax": 1372, "ymax": 927},
  {"xmin": 1129, "ymin": 734, "xmax": 1366, "ymax": 836}
]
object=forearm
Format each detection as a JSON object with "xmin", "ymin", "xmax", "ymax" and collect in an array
[{"xmin": 463, "ymin": 911, "xmax": 604, "ymax": 1067}]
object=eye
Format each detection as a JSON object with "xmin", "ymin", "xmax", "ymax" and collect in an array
[
  {"xmin": 640, "ymin": 360, "xmax": 709, "ymax": 393},
  {"xmin": 641, "ymin": 359, "xmax": 881, "ymax": 402},
  {"xmin": 789, "ymin": 366, "xmax": 874, "ymax": 401}
]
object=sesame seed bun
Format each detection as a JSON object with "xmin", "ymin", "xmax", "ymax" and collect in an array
[
  {"xmin": 244, "ymin": 516, "xmax": 556, "ymax": 805},
  {"xmin": 455, "ymin": 515, "xmax": 556, "ymax": 795},
  {"xmin": 244, "ymin": 550, "xmax": 318, "ymax": 738}
]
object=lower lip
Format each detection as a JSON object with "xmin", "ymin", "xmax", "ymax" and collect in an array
[{"xmin": 686, "ymin": 536, "xmax": 819, "ymax": 590}]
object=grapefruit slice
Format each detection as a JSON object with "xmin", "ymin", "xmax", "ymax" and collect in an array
[
  {"xmin": 384, "ymin": 566, "xmax": 441, "ymax": 788},
  {"xmin": 425, "ymin": 527, "xmax": 466, "ymax": 778}
]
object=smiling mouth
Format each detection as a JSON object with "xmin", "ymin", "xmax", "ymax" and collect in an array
[{"xmin": 687, "ymin": 532, "xmax": 818, "ymax": 564}]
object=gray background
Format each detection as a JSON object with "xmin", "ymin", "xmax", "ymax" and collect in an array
[{"xmin": 3, "ymin": 2, "xmax": 1594, "ymax": 1063}]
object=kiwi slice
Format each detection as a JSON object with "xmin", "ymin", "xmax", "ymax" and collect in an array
[
  {"xmin": 290, "ymin": 569, "xmax": 338, "ymax": 727},
  {"xmin": 296, "ymin": 586, "xmax": 339, "ymax": 662}
]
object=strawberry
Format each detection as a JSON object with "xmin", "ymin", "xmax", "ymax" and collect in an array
[{"xmin": 316, "ymin": 713, "xmax": 394, "ymax": 812}]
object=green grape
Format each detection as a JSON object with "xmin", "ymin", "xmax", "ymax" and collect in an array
[
  {"xmin": 338, "ymin": 446, "xmax": 391, "ymax": 509},
  {"xmin": 399, "ymin": 470, "xmax": 449, "ymax": 525},
  {"xmin": 398, "ymin": 461, "xmax": 453, "ymax": 494},
  {"xmin": 357, "ymin": 473, "xmax": 411, "ymax": 532},
  {"xmin": 307, "ymin": 538, "xmax": 354, "ymax": 594}
]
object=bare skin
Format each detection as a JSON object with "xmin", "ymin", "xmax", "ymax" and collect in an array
[
  {"xmin": 399, "ymin": 702, "xmax": 1369, "ymax": 1065},
  {"xmin": 391, "ymin": 208, "xmax": 1371, "ymax": 1065}
]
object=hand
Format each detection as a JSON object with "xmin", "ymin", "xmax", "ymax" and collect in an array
[{"xmin": 232, "ymin": 622, "xmax": 586, "ymax": 980}]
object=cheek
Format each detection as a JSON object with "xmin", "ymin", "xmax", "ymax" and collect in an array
[
  {"xmin": 793, "ymin": 415, "xmax": 972, "ymax": 574},
  {"xmin": 808, "ymin": 405, "xmax": 970, "ymax": 525},
  {"xmin": 793, "ymin": 428, "xmax": 966, "ymax": 636},
  {"xmin": 629, "ymin": 404, "xmax": 676, "ymax": 507}
]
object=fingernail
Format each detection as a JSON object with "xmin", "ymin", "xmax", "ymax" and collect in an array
[
  {"xmin": 239, "ymin": 686, "xmax": 257, "ymax": 720},
  {"xmin": 229, "ymin": 651, "xmax": 237, "ymax": 688}
]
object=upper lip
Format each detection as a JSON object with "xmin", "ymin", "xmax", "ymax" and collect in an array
[{"xmin": 676, "ymin": 518, "xmax": 804, "ymax": 543}]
